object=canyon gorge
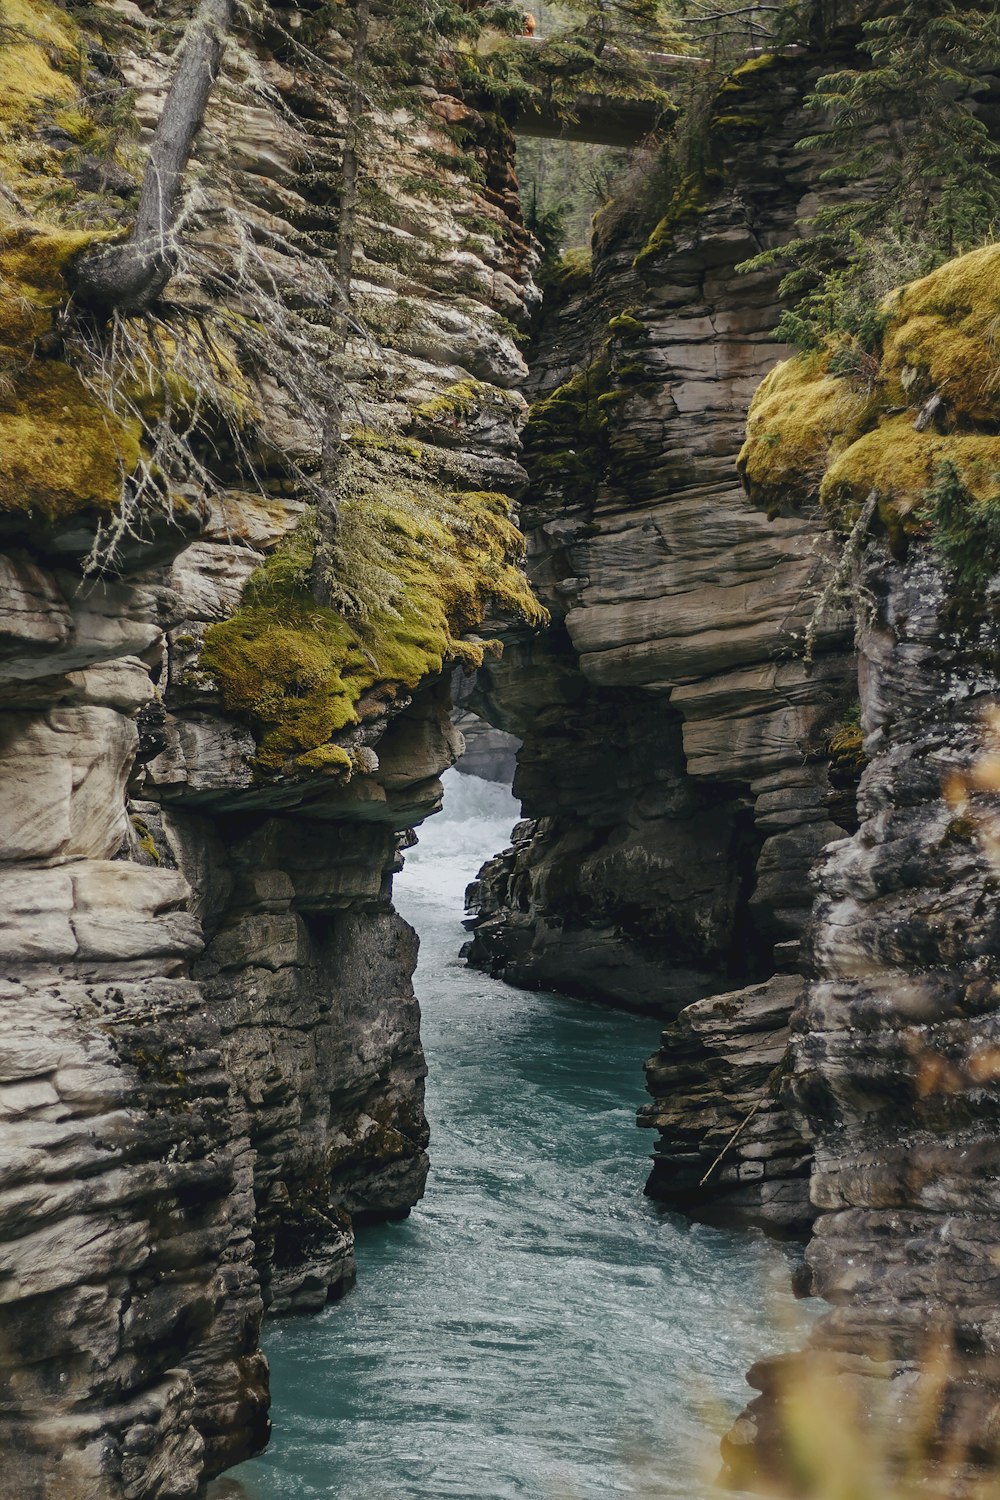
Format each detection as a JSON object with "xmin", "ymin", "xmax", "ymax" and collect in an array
[{"xmin": 3, "ymin": 0, "xmax": 1000, "ymax": 1494}]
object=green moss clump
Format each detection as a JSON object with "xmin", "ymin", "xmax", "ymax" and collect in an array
[
  {"xmin": 539, "ymin": 246, "xmax": 592, "ymax": 302},
  {"xmin": 634, "ymin": 171, "xmax": 722, "ymax": 268},
  {"xmin": 413, "ymin": 379, "xmax": 488, "ymax": 425},
  {"xmin": 821, "ymin": 421, "xmax": 1000, "ymax": 523},
  {"xmin": 607, "ymin": 310, "xmax": 646, "ymax": 339},
  {"xmin": 0, "ymin": 224, "xmax": 139, "ymax": 519},
  {"xmin": 722, "ymin": 53, "xmax": 778, "ymax": 84},
  {"xmin": 741, "ymin": 245, "xmax": 1000, "ymax": 548},
  {"xmin": 0, "ymin": 222, "xmax": 99, "ymax": 350},
  {"xmin": 0, "ymin": 360, "xmax": 142, "ymax": 519},
  {"xmin": 130, "ymin": 813, "xmax": 160, "ymax": 864},
  {"xmin": 201, "ymin": 583, "xmax": 365, "ymax": 775},
  {"xmin": 0, "ymin": 0, "xmax": 90, "ymax": 206},
  {"xmin": 879, "ymin": 244, "xmax": 1000, "ymax": 423},
  {"xmin": 200, "ymin": 461, "xmax": 547, "ymax": 775},
  {"xmin": 710, "ymin": 113, "xmax": 771, "ymax": 134},
  {"xmin": 738, "ymin": 351, "xmax": 875, "ymax": 514},
  {"xmin": 295, "ymin": 743, "xmax": 354, "ymax": 776}
]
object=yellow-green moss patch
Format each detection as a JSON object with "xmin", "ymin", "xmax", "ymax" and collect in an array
[
  {"xmin": 821, "ymin": 420, "xmax": 1000, "ymax": 524},
  {"xmin": 741, "ymin": 246, "xmax": 1000, "ymax": 544},
  {"xmin": 0, "ymin": 224, "xmax": 137, "ymax": 519},
  {"xmin": 540, "ymin": 246, "xmax": 592, "ymax": 302},
  {"xmin": 0, "ymin": 0, "xmax": 82, "ymax": 203},
  {"xmin": 738, "ymin": 351, "xmax": 875, "ymax": 513},
  {"xmin": 0, "ymin": 360, "xmax": 141, "ymax": 518},
  {"xmin": 201, "ymin": 460, "xmax": 547, "ymax": 775},
  {"xmin": 879, "ymin": 243, "xmax": 1000, "ymax": 422},
  {"xmin": 412, "ymin": 379, "xmax": 521, "ymax": 432},
  {"xmin": 0, "ymin": 222, "xmax": 99, "ymax": 350}
]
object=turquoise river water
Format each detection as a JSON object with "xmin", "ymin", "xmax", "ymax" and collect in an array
[{"xmin": 218, "ymin": 770, "xmax": 808, "ymax": 1500}]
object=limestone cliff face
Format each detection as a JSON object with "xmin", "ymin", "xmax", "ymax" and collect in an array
[
  {"xmin": 0, "ymin": 1, "xmax": 537, "ymax": 1493},
  {"xmin": 733, "ymin": 539, "xmax": 1000, "ymax": 1471},
  {"xmin": 726, "ymin": 243, "xmax": 1000, "ymax": 1476},
  {"xmin": 466, "ymin": 48, "xmax": 860, "ymax": 1233}
]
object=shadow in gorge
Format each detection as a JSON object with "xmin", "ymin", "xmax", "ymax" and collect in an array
[{"xmin": 216, "ymin": 769, "xmax": 814, "ymax": 1500}]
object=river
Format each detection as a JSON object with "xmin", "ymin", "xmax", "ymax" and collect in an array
[{"xmin": 219, "ymin": 769, "xmax": 807, "ymax": 1500}]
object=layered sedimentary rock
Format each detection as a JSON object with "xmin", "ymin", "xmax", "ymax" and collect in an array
[
  {"xmin": 726, "ymin": 244, "xmax": 1000, "ymax": 1478},
  {"xmin": 0, "ymin": 0, "xmax": 537, "ymax": 1492},
  {"xmin": 465, "ymin": 50, "xmax": 861, "ymax": 1227},
  {"xmin": 638, "ymin": 974, "xmax": 812, "ymax": 1234}
]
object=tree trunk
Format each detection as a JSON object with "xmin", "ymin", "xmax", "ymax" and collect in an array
[{"xmin": 73, "ymin": 0, "xmax": 235, "ymax": 315}]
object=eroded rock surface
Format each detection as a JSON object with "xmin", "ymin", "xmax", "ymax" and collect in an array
[
  {"xmin": 0, "ymin": 0, "xmax": 537, "ymax": 1492},
  {"xmin": 465, "ymin": 50, "xmax": 861, "ymax": 1229},
  {"xmin": 717, "ymin": 221, "xmax": 1000, "ymax": 1474}
]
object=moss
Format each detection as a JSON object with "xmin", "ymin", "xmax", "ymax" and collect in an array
[
  {"xmin": 607, "ymin": 311, "xmax": 646, "ymax": 339},
  {"xmin": 0, "ymin": 0, "xmax": 80, "ymax": 203},
  {"xmin": 539, "ymin": 246, "xmax": 592, "ymax": 302},
  {"xmin": 201, "ymin": 472, "xmax": 547, "ymax": 776},
  {"xmin": 738, "ymin": 351, "xmax": 875, "ymax": 514},
  {"xmin": 634, "ymin": 170, "xmax": 722, "ymax": 268},
  {"xmin": 0, "ymin": 222, "xmax": 99, "ymax": 350},
  {"xmin": 723, "ymin": 52, "xmax": 778, "ymax": 83},
  {"xmin": 0, "ymin": 224, "xmax": 140, "ymax": 519},
  {"xmin": 709, "ymin": 113, "xmax": 772, "ymax": 134},
  {"xmin": 879, "ymin": 244, "xmax": 1000, "ymax": 423},
  {"xmin": 411, "ymin": 380, "xmax": 520, "ymax": 433},
  {"xmin": 412, "ymin": 378, "xmax": 489, "ymax": 425},
  {"xmin": 740, "ymin": 246, "xmax": 1000, "ymax": 547},
  {"xmin": 821, "ymin": 421, "xmax": 1000, "ymax": 525},
  {"xmin": 0, "ymin": 360, "xmax": 142, "ymax": 518},
  {"xmin": 295, "ymin": 743, "xmax": 353, "ymax": 776},
  {"xmin": 129, "ymin": 813, "xmax": 160, "ymax": 864}
]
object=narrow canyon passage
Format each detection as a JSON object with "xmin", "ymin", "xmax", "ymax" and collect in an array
[{"xmin": 221, "ymin": 772, "xmax": 808, "ymax": 1500}]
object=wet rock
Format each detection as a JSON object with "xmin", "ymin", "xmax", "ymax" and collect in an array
[{"xmin": 639, "ymin": 974, "xmax": 811, "ymax": 1235}]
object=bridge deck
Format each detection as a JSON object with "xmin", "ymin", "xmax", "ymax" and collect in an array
[{"xmin": 507, "ymin": 38, "xmax": 701, "ymax": 146}]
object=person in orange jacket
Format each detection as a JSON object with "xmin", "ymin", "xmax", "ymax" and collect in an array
[{"xmin": 523, "ymin": 11, "xmax": 537, "ymax": 35}]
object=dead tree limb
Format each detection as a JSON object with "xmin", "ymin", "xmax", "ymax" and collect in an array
[{"xmin": 73, "ymin": 0, "xmax": 236, "ymax": 315}]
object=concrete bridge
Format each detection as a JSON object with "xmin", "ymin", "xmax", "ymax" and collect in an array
[{"xmin": 508, "ymin": 37, "xmax": 701, "ymax": 146}]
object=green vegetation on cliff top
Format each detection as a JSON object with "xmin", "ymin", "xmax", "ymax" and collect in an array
[
  {"xmin": 201, "ymin": 440, "xmax": 547, "ymax": 774},
  {"xmin": 739, "ymin": 244, "xmax": 1000, "ymax": 568},
  {"xmin": 0, "ymin": 224, "xmax": 143, "ymax": 520}
]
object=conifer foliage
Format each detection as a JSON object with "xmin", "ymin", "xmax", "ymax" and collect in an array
[
  {"xmin": 802, "ymin": 0, "xmax": 1000, "ymax": 250},
  {"xmin": 742, "ymin": 0, "xmax": 1000, "ymax": 349}
]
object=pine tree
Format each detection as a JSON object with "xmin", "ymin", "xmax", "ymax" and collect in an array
[
  {"xmin": 742, "ymin": 0, "xmax": 1000, "ymax": 349},
  {"xmin": 801, "ymin": 0, "xmax": 1000, "ymax": 250}
]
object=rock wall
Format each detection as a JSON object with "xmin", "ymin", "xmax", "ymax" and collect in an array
[
  {"xmin": 726, "ymin": 240, "xmax": 1000, "ymax": 1477},
  {"xmin": 0, "ymin": 0, "xmax": 537, "ymax": 1493},
  {"xmin": 728, "ymin": 535, "xmax": 1000, "ymax": 1479},
  {"xmin": 466, "ymin": 48, "xmax": 861, "ymax": 1230}
]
